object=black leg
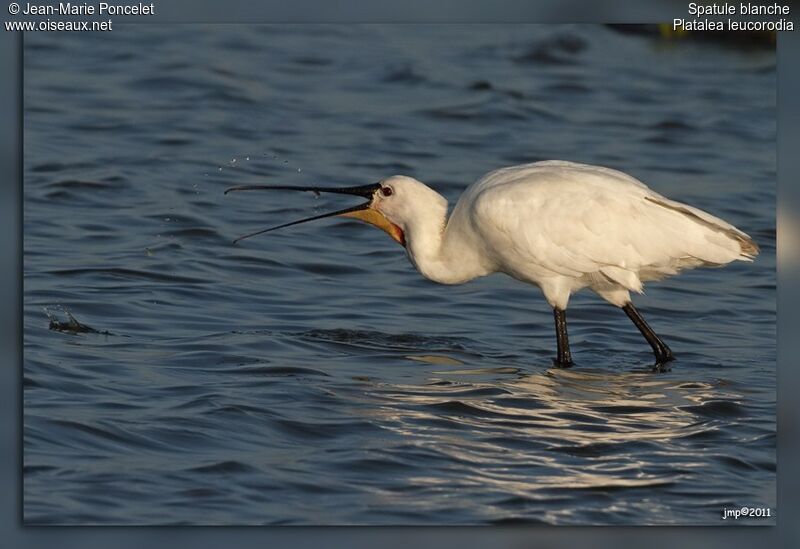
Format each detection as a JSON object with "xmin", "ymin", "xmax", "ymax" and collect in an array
[
  {"xmin": 622, "ymin": 302, "xmax": 674, "ymax": 368},
  {"xmin": 553, "ymin": 308, "xmax": 573, "ymax": 368}
]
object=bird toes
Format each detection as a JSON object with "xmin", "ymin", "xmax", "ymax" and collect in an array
[
  {"xmin": 552, "ymin": 358, "xmax": 574, "ymax": 369},
  {"xmin": 651, "ymin": 359, "xmax": 674, "ymax": 373}
]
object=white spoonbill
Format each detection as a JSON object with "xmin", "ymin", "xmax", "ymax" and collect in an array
[{"xmin": 226, "ymin": 160, "xmax": 759, "ymax": 370}]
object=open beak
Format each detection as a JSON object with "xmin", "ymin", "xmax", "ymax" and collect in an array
[{"xmin": 224, "ymin": 183, "xmax": 406, "ymax": 246}]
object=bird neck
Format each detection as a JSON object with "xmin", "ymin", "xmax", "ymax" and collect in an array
[{"xmin": 404, "ymin": 206, "xmax": 491, "ymax": 285}]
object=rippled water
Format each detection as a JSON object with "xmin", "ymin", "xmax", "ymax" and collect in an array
[{"xmin": 23, "ymin": 25, "xmax": 776, "ymax": 525}]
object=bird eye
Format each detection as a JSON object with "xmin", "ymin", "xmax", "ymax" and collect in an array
[{"xmin": 381, "ymin": 187, "xmax": 393, "ymax": 197}]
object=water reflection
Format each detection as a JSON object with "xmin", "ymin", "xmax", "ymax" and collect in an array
[{"xmin": 349, "ymin": 353, "xmax": 755, "ymax": 522}]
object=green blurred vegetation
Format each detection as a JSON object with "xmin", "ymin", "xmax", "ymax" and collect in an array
[{"xmin": 607, "ymin": 24, "xmax": 776, "ymax": 48}]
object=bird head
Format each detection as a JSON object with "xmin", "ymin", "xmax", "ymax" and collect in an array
[{"xmin": 225, "ymin": 175, "xmax": 446, "ymax": 247}]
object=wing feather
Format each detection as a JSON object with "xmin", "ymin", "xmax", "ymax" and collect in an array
[{"xmin": 467, "ymin": 161, "xmax": 756, "ymax": 290}]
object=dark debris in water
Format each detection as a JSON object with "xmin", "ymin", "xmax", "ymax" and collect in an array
[{"xmin": 45, "ymin": 307, "xmax": 109, "ymax": 335}]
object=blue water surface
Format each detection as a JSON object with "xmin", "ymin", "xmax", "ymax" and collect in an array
[{"xmin": 23, "ymin": 24, "xmax": 775, "ymax": 525}]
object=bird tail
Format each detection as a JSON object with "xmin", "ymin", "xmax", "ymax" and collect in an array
[
  {"xmin": 734, "ymin": 232, "xmax": 760, "ymax": 260},
  {"xmin": 644, "ymin": 195, "xmax": 759, "ymax": 262}
]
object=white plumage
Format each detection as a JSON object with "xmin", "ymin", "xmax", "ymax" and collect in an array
[
  {"xmin": 228, "ymin": 160, "xmax": 759, "ymax": 369},
  {"xmin": 421, "ymin": 161, "xmax": 758, "ymax": 309}
]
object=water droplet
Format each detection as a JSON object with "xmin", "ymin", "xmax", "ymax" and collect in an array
[
  {"xmin": 245, "ymin": 156, "xmax": 250, "ymax": 161},
  {"xmin": 231, "ymin": 158, "xmax": 237, "ymax": 163},
  {"xmin": 218, "ymin": 167, "xmax": 223, "ymax": 171},
  {"xmin": 297, "ymin": 168, "xmax": 302, "ymax": 173}
]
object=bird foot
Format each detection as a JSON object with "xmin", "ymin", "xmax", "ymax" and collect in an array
[
  {"xmin": 552, "ymin": 358, "xmax": 574, "ymax": 369},
  {"xmin": 651, "ymin": 355, "xmax": 675, "ymax": 373}
]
